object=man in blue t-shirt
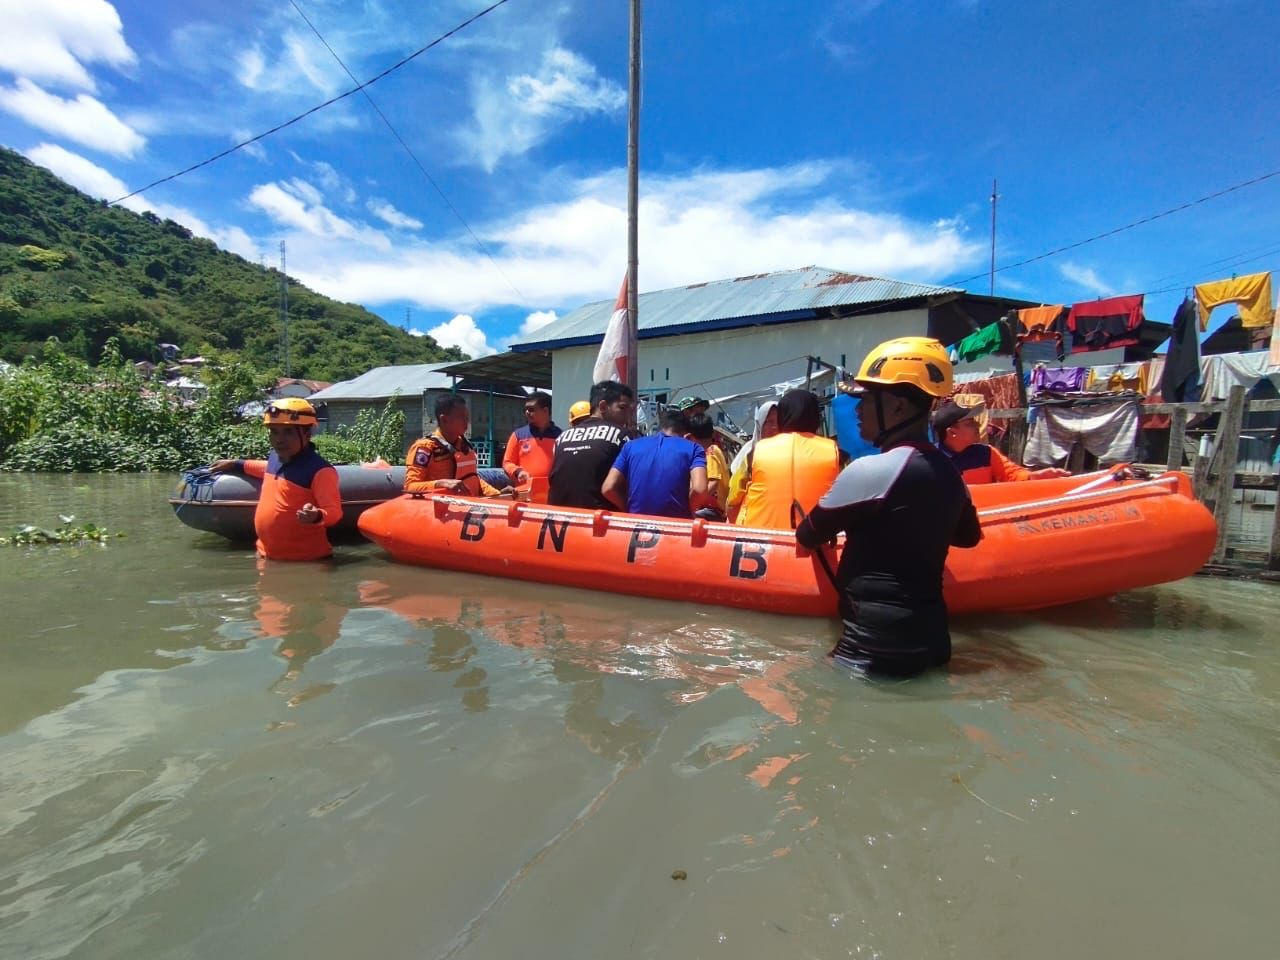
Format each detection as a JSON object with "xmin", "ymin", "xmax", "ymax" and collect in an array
[{"xmin": 602, "ymin": 409, "xmax": 709, "ymax": 518}]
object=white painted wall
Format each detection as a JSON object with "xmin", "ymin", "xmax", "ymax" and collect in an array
[{"xmin": 549, "ymin": 308, "xmax": 929, "ymax": 424}]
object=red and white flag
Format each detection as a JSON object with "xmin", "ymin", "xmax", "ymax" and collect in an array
[{"xmin": 593, "ymin": 273, "xmax": 635, "ymax": 385}]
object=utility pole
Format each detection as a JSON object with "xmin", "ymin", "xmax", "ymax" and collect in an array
[
  {"xmin": 989, "ymin": 178, "xmax": 999, "ymax": 297},
  {"xmin": 279, "ymin": 240, "xmax": 290, "ymax": 377},
  {"xmin": 625, "ymin": 0, "xmax": 641, "ymax": 393}
]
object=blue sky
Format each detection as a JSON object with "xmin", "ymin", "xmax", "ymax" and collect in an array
[{"xmin": 1, "ymin": 0, "xmax": 1277, "ymax": 358}]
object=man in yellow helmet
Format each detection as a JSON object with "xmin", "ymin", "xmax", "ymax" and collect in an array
[
  {"xmin": 210, "ymin": 398, "xmax": 343, "ymax": 561},
  {"xmin": 795, "ymin": 337, "xmax": 982, "ymax": 676}
]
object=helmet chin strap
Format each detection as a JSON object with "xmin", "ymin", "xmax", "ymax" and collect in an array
[{"xmin": 870, "ymin": 392, "xmax": 930, "ymax": 448}]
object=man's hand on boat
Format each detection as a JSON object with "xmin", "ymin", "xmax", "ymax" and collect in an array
[
  {"xmin": 432, "ymin": 478, "xmax": 518, "ymax": 499},
  {"xmin": 208, "ymin": 459, "xmax": 238, "ymax": 473},
  {"xmin": 1028, "ymin": 467, "xmax": 1072, "ymax": 480}
]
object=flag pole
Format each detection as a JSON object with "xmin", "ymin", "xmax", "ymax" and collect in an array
[{"xmin": 625, "ymin": 0, "xmax": 641, "ymax": 395}]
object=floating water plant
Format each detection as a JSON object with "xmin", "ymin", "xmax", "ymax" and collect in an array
[{"xmin": 0, "ymin": 515, "xmax": 124, "ymax": 546}]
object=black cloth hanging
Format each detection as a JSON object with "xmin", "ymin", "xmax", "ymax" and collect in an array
[{"xmin": 1161, "ymin": 297, "xmax": 1201, "ymax": 403}]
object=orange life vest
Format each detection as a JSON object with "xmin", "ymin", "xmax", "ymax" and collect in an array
[
  {"xmin": 405, "ymin": 431, "xmax": 496, "ymax": 496},
  {"xmin": 737, "ymin": 432, "xmax": 840, "ymax": 529}
]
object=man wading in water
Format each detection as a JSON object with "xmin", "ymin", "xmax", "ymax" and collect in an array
[
  {"xmin": 210, "ymin": 399, "xmax": 342, "ymax": 562},
  {"xmin": 795, "ymin": 337, "xmax": 982, "ymax": 676}
]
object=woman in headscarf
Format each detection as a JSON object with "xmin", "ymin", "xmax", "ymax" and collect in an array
[
  {"xmin": 735, "ymin": 389, "xmax": 840, "ymax": 529},
  {"xmin": 725, "ymin": 400, "xmax": 778, "ymax": 521}
]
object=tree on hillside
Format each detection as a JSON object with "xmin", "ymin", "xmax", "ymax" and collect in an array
[{"xmin": 0, "ymin": 147, "xmax": 467, "ymax": 379}]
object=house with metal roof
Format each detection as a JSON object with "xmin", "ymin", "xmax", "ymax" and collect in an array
[
  {"xmin": 506, "ymin": 265, "xmax": 1031, "ymax": 423},
  {"xmin": 308, "ymin": 362, "xmax": 527, "ymax": 462}
]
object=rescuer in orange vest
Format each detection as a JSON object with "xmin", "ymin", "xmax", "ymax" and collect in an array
[
  {"xmin": 933, "ymin": 400, "xmax": 1070, "ymax": 483},
  {"xmin": 736, "ymin": 389, "xmax": 840, "ymax": 529},
  {"xmin": 209, "ymin": 398, "xmax": 342, "ymax": 561},
  {"xmin": 405, "ymin": 394, "xmax": 513, "ymax": 497}
]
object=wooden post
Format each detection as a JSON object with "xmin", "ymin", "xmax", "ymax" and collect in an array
[
  {"xmin": 1208, "ymin": 386, "xmax": 1247, "ymax": 563},
  {"xmin": 1006, "ymin": 416, "xmax": 1028, "ymax": 464},
  {"xmin": 1166, "ymin": 405, "xmax": 1188, "ymax": 472},
  {"xmin": 1269, "ymin": 489, "xmax": 1280, "ymax": 572}
]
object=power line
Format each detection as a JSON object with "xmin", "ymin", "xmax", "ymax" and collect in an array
[
  {"xmin": 943, "ymin": 166, "xmax": 1280, "ymax": 288},
  {"xmin": 109, "ymin": 0, "xmax": 513, "ymax": 205},
  {"xmin": 286, "ymin": 0, "xmax": 527, "ymax": 304}
]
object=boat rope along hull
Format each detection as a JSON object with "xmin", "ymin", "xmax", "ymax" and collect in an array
[
  {"xmin": 169, "ymin": 464, "xmax": 408, "ymax": 541},
  {"xmin": 356, "ymin": 471, "xmax": 1217, "ymax": 616}
]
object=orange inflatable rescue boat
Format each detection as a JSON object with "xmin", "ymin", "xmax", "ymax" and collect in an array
[{"xmin": 356, "ymin": 469, "xmax": 1217, "ymax": 616}]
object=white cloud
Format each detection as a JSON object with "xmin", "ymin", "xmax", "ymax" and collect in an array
[
  {"xmin": 282, "ymin": 161, "xmax": 983, "ymax": 322},
  {"xmin": 368, "ymin": 199, "xmax": 423, "ymax": 231},
  {"xmin": 232, "ymin": 128, "xmax": 267, "ymax": 160},
  {"xmin": 0, "ymin": 0, "xmax": 135, "ymax": 92},
  {"xmin": 0, "ymin": 77, "xmax": 144, "ymax": 157},
  {"xmin": 23, "ymin": 143, "xmax": 260, "ymax": 260},
  {"xmin": 236, "ymin": 47, "xmax": 265, "ymax": 89},
  {"xmin": 234, "ymin": 30, "xmax": 338, "ymax": 95},
  {"xmin": 1059, "ymin": 261, "xmax": 1116, "ymax": 297},
  {"xmin": 518, "ymin": 310, "xmax": 558, "ymax": 337},
  {"xmin": 25, "ymin": 141, "xmax": 126, "ymax": 198},
  {"xmin": 459, "ymin": 47, "xmax": 625, "ymax": 171},
  {"xmin": 427, "ymin": 314, "xmax": 494, "ymax": 358},
  {"xmin": 248, "ymin": 181, "xmax": 390, "ymax": 252}
]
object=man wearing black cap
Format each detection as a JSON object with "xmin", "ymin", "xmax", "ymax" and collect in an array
[{"xmin": 933, "ymin": 400, "xmax": 1069, "ymax": 484}]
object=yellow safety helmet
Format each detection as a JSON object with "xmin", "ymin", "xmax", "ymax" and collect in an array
[
  {"xmin": 854, "ymin": 336, "xmax": 953, "ymax": 399},
  {"xmin": 263, "ymin": 398, "xmax": 318, "ymax": 427},
  {"xmin": 568, "ymin": 400, "xmax": 592, "ymax": 424}
]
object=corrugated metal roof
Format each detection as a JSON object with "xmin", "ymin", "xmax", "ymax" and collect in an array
[
  {"xmin": 511, "ymin": 266, "xmax": 960, "ymax": 352},
  {"xmin": 308, "ymin": 363, "xmax": 456, "ymax": 401}
]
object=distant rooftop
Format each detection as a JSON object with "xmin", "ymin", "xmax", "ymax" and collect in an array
[
  {"xmin": 510, "ymin": 266, "xmax": 962, "ymax": 352},
  {"xmin": 308, "ymin": 363, "xmax": 456, "ymax": 401}
]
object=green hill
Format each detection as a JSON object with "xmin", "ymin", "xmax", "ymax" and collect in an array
[{"xmin": 0, "ymin": 147, "xmax": 463, "ymax": 381}]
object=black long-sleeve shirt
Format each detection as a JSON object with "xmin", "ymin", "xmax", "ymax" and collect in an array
[{"xmin": 796, "ymin": 441, "xmax": 981, "ymax": 672}]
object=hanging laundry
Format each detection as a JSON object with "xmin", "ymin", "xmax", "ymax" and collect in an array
[
  {"xmin": 1028, "ymin": 365, "xmax": 1088, "ymax": 395},
  {"xmin": 1194, "ymin": 271, "xmax": 1273, "ymax": 330},
  {"xmin": 1161, "ymin": 297, "xmax": 1201, "ymax": 403},
  {"xmin": 1016, "ymin": 305, "xmax": 1068, "ymax": 335},
  {"xmin": 952, "ymin": 321, "xmax": 1007, "ymax": 363},
  {"xmin": 1066, "ymin": 295, "xmax": 1145, "ymax": 353},
  {"xmin": 1141, "ymin": 357, "xmax": 1170, "ymax": 429},
  {"xmin": 1023, "ymin": 399, "xmax": 1141, "ymax": 467},
  {"xmin": 1085, "ymin": 362, "xmax": 1148, "ymax": 395},
  {"xmin": 1198, "ymin": 351, "xmax": 1280, "ymax": 401}
]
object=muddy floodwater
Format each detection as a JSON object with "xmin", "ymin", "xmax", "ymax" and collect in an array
[{"xmin": 1, "ymin": 474, "xmax": 1277, "ymax": 959}]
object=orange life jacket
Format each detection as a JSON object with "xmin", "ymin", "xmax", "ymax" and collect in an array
[
  {"xmin": 737, "ymin": 432, "xmax": 840, "ymax": 529},
  {"xmin": 405, "ymin": 431, "xmax": 496, "ymax": 496}
]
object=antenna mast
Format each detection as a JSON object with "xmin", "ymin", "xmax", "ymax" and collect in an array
[
  {"xmin": 989, "ymin": 178, "xmax": 999, "ymax": 297},
  {"xmin": 278, "ymin": 241, "xmax": 291, "ymax": 377}
]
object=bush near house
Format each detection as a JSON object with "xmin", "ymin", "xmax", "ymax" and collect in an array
[{"xmin": 0, "ymin": 338, "xmax": 405, "ymax": 472}]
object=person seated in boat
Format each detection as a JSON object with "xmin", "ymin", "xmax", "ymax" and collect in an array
[
  {"xmin": 404, "ymin": 395, "xmax": 514, "ymax": 497},
  {"xmin": 933, "ymin": 400, "xmax": 1070, "ymax": 483},
  {"xmin": 602, "ymin": 408, "xmax": 709, "ymax": 518},
  {"xmin": 794, "ymin": 337, "xmax": 982, "ymax": 676},
  {"xmin": 548, "ymin": 380, "xmax": 635, "ymax": 510},
  {"xmin": 686, "ymin": 412, "xmax": 729, "ymax": 521},
  {"xmin": 726, "ymin": 400, "xmax": 779, "ymax": 522},
  {"xmin": 502, "ymin": 391, "xmax": 561, "ymax": 499},
  {"xmin": 209, "ymin": 398, "xmax": 342, "ymax": 562},
  {"xmin": 736, "ymin": 389, "xmax": 840, "ymax": 529}
]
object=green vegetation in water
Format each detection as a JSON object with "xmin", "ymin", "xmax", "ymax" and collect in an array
[
  {"xmin": 0, "ymin": 338, "xmax": 406, "ymax": 472},
  {"xmin": 0, "ymin": 146, "xmax": 464, "ymax": 380},
  {"xmin": 0, "ymin": 515, "xmax": 123, "ymax": 545}
]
